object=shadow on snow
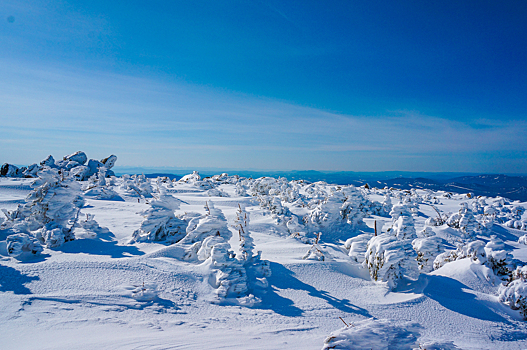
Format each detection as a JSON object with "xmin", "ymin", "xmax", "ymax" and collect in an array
[
  {"xmin": 0, "ymin": 264, "xmax": 39, "ymax": 294},
  {"xmin": 258, "ymin": 262, "xmax": 371, "ymax": 318}
]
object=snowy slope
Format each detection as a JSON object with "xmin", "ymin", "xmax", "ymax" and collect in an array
[{"xmin": 1, "ymin": 168, "xmax": 527, "ymax": 350}]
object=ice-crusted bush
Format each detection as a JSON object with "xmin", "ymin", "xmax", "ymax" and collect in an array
[
  {"xmin": 389, "ymin": 203, "xmax": 414, "ymax": 222},
  {"xmin": 286, "ymin": 215, "xmax": 307, "ymax": 240},
  {"xmin": 232, "ymin": 205, "xmax": 252, "ymax": 260},
  {"xmin": 6, "ymin": 233, "xmax": 43, "ymax": 257},
  {"xmin": 484, "ymin": 235, "xmax": 515, "ymax": 278},
  {"xmin": 201, "ymin": 235, "xmax": 270, "ymax": 306},
  {"xmin": 83, "ymin": 168, "xmax": 120, "ymax": 200},
  {"xmin": 303, "ymin": 232, "xmax": 325, "ymax": 261},
  {"xmin": 433, "ymin": 240, "xmax": 486, "ymax": 270},
  {"xmin": 178, "ymin": 171, "xmax": 201, "ymax": 184},
  {"xmin": 498, "ymin": 266, "xmax": 527, "ymax": 319},
  {"xmin": 181, "ymin": 201, "xmax": 231, "ymax": 244},
  {"xmin": 445, "ymin": 204, "xmax": 485, "ymax": 239},
  {"xmin": 363, "ymin": 233, "xmax": 419, "ymax": 290},
  {"xmin": 208, "ymin": 241, "xmax": 253, "ymax": 303},
  {"xmin": 77, "ymin": 214, "xmax": 110, "ymax": 237},
  {"xmin": 1, "ymin": 168, "xmax": 84, "ymax": 248},
  {"xmin": 344, "ymin": 233, "xmax": 371, "ymax": 263},
  {"xmin": 307, "ymin": 187, "xmax": 370, "ymax": 241},
  {"xmin": 207, "ymin": 188, "xmax": 229, "ymax": 197},
  {"xmin": 434, "ymin": 237, "xmax": 514, "ymax": 278},
  {"xmin": 389, "ymin": 215, "xmax": 417, "ymax": 240},
  {"xmin": 120, "ymin": 174, "xmax": 154, "ymax": 198},
  {"xmin": 130, "ymin": 194, "xmax": 187, "ymax": 243},
  {"xmin": 321, "ymin": 318, "xmax": 421, "ymax": 350},
  {"xmin": 413, "ymin": 236, "xmax": 443, "ymax": 273},
  {"xmin": 234, "ymin": 182, "xmax": 248, "ymax": 196}
]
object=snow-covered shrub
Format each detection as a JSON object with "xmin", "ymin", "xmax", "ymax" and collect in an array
[
  {"xmin": 519, "ymin": 235, "xmax": 527, "ymax": 245},
  {"xmin": 178, "ymin": 171, "xmax": 201, "ymax": 184},
  {"xmin": 36, "ymin": 223, "xmax": 68, "ymax": 248},
  {"xmin": 6, "ymin": 233, "xmax": 43, "ymax": 257},
  {"xmin": 303, "ymin": 232, "xmax": 325, "ymax": 261},
  {"xmin": 233, "ymin": 205, "xmax": 253, "ymax": 260},
  {"xmin": 131, "ymin": 194, "xmax": 186, "ymax": 243},
  {"xmin": 267, "ymin": 196, "xmax": 288, "ymax": 215},
  {"xmin": 181, "ymin": 201, "xmax": 231, "ymax": 244},
  {"xmin": 307, "ymin": 187, "xmax": 370, "ymax": 241},
  {"xmin": 83, "ymin": 168, "xmax": 121, "ymax": 200},
  {"xmin": 77, "ymin": 214, "xmax": 110, "ymax": 237},
  {"xmin": 413, "ymin": 236, "xmax": 443, "ymax": 273},
  {"xmin": 120, "ymin": 174, "xmax": 154, "ymax": 198},
  {"xmin": 506, "ymin": 219, "xmax": 526, "ymax": 230},
  {"xmin": 458, "ymin": 207, "xmax": 484, "ymax": 237},
  {"xmin": 382, "ymin": 194, "xmax": 393, "ymax": 215},
  {"xmin": 433, "ymin": 241, "xmax": 487, "ymax": 270},
  {"xmin": 234, "ymin": 182, "xmax": 248, "ymax": 196},
  {"xmin": 484, "ymin": 235, "xmax": 514, "ymax": 278},
  {"xmin": 197, "ymin": 235, "xmax": 225, "ymax": 261},
  {"xmin": 322, "ymin": 318, "xmax": 421, "ymax": 350},
  {"xmin": 434, "ymin": 236, "xmax": 515, "ymax": 279},
  {"xmin": 389, "ymin": 215, "xmax": 417, "ymax": 240},
  {"xmin": 207, "ymin": 188, "xmax": 229, "ymax": 197},
  {"xmin": 1, "ymin": 168, "xmax": 84, "ymax": 248},
  {"xmin": 364, "ymin": 233, "xmax": 419, "ymax": 290},
  {"xmin": 498, "ymin": 266, "xmax": 527, "ymax": 319},
  {"xmin": 208, "ymin": 242, "xmax": 251, "ymax": 302},
  {"xmin": 445, "ymin": 204, "xmax": 485, "ymax": 239},
  {"xmin": 389, "ymin": 203, "xmax": 414, "ymax": 222},
  {"xmin": 419, "ymin": 226, "xmax": 435, "ymax": 237},
  {"xmin": 344, "ymin": 233, "xmax": 371, "ymax": 263}
]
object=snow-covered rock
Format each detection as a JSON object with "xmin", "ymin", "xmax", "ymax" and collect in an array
[{"xmin": 63, "ymin": 151, "xmax": 88, "ymax": 165}]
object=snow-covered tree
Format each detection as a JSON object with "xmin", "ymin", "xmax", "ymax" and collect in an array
[
  {"xmin": 130, "ymin": 194, "xmax": 187, "ymax": 243},
  {"xmin": 433, "ymin": 241, "xmax": 487, "ymax": 270},
  {"xmin": 302, "ymin": 232, "xmax": 325, "ymax": 261},
  {"xmin": 412, "ymin": 236, "xmax": 444, "ymax": 273},
  {"xmin": 1, "ymin": 168, "xmax": 84, "ymax": 248},
  {"xmin": 498, "ymin": 266, "xmax": 527, "ymax": 319},
  {"xmin": 307, "ymin": 187, "xmax": 370, "ymax": 241},
  {"xmin": 233, "ymin": 204, "xmax": 253, "ymax": 260},
  {"xmin": 484, "ymin": 235, "xmax": 515, "ymax": 278},
  {"xmin": 363, "ymin": 233, "xmax": 419, "ymax": 290},
  {"xmin": 180, "ymin": 201, "xmax": 231, "ymax": 244}
]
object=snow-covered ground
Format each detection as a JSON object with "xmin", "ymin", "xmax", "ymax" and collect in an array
[{"xmin": 2, "ymin": 162, "xmax": 527, "ymax": 349}]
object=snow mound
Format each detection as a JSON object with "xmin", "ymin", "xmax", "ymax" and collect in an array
[{"xmin": 322, "ymin": 318, "xmax": 421, "ymax": 350}]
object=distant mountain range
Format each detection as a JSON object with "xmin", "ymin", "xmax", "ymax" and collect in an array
[{"xmin": 115, "ymin": 168, "xmax": 527, "ymax": 202}]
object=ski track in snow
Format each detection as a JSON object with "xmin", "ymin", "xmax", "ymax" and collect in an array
[{"xmin": 1, "ymin": 176, "xmax": 527, "ymax": 349}]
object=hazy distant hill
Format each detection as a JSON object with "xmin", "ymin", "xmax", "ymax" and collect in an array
[{"xmin": 132, "ymin": 169, "xmax": 527, "ymax": 202}]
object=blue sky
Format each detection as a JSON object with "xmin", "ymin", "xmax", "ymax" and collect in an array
[{"xmin": 1, "ymin": 0, "xmax": 526, "ymax": 173}]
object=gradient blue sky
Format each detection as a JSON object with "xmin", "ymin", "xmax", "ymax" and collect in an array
[{"xmin": 1, "ymin": 0, "xmax": 526, "ymax": 172}]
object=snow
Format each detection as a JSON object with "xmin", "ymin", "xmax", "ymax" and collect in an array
[{"xmin": 2, "ymin": 163, "xmax": 527, "ymax": 349}]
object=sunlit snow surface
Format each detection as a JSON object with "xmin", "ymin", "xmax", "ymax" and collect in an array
[{"xmin": 1, "ymin": 177, "xmax": 527, "ymax": 350}]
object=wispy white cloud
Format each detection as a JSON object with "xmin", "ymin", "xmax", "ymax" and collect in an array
[{"xmin": 1, "ymin": 60, "xmax": 526, "ymax": 172}]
